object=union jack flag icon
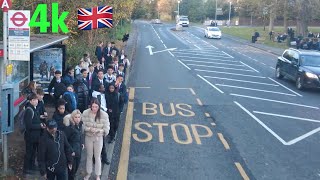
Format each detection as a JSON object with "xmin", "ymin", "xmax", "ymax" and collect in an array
[{"xmin": 78, "ymin": 5, "xmax": 113, "ymax": 30}]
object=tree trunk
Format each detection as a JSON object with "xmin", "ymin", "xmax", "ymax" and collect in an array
[
  {"xmin": 283, "ymin": 0, "xmax": 288, "ymax": 32},
  {"xmin": 296, "ymin": 0, "xmax": 309, "ymax": 37},
  {"xmin": 268, "ymin": 10, "xmax": 275, "ymax": 31}
]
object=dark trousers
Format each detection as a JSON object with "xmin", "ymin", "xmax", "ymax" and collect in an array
[
  {"xmin": 109, "ymin": 116, "xmax": 120, "ymax": 139},
  {"xmin": 101, "ymin": 137, "xmax": 108, "ymax": 161},
  {"xmin": 23, "ymin": 139, "xmax": 38, "ymax": 171},
  {"xmin": 47, "ymin": 168, "xmax": 67, "ymax": 180},
  {"xmin": 68, "ymin": 155, "xmax": 81, "ymax": 180}
]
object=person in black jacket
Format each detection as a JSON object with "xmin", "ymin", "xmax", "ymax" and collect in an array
[
  {"xmin": 23, "ymin": 93, "xmax": 46, "ymax": 174},
  {"xmin": 52, "ymin": 99, "xmax": 68, "ymax": 131},
  {"xmin": 74, "ymin": 76, "xmax": 89, "ymax": 113},
  {"xmin": 95, "ymin": 41, "xmax": 104, "ymax": 64},
  {"xmin": 36, "ymin": 88, "xmax": 48, "ymax": 124},
  {"xmin": 38, "ymin": 119, "xmax": 74, "ymax": 180},
  {"xmin": 63, "ymin": 110, "xmax": 84, "ymax": 180},
  {"xmin": 48, "ymin": 70, "xmax": 67, "ymax": 104},
  {"xmin": 106, "ymin": 84, "xmax": 120, "ymax": 143},
  {"xmin": 115, "ymin": 75, "xmax": 127, "ymax": 113}
]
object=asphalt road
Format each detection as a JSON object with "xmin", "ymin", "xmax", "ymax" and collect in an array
[{"xmin": 111, "ymin": 21, "xmax": 320, "ymax": 180}]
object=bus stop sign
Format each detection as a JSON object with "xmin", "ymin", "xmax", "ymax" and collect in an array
[{"xmin": 0, "ymin": 0, "xmax": 12, "ymax": 12}]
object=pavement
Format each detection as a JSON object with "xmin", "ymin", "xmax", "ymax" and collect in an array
[{"xmin": 109, "ymin": 20, "xmax": 320, "ymax": 180}]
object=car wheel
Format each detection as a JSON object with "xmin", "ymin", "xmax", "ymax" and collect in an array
[
  {"xmin": 275, "ymin": 67, "xmax": 284, "ymax": 79},
  {"xmin": 296, "ymin": 76, "xmax": 304, "ymax": 90}
]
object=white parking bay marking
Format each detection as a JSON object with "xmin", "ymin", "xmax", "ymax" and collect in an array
[
  {"xmin": 234, "ymin": 101, "xmax": 288, "ymax": 145},
  {"xmin": 231, "ymin": 93, "xmax": 319, "ymax": 109},
  {"xmin": 177, "ymin": 60, "xmax": 191, "ymax": 70},
  {"xmin": 253, "ymin": 111, "xmax": 320, "ymax": 123},
  {"xmin": 205, "ymin": 76, "xmax": 278, "ymax": 86},
  {"xmin": 181, "ymin": 60, "xmax": 245, "ymax": 67},
  {"xmin": 216, "ymin": 84, "xmax": 296, "ymax": 96},
  {"xmin": 196, "ymin": 69, "xmax": 266, "ymax": 78},
  {"xmin": 194, "ymin": 45, "xmax": 201, "ymax": 50},
  {"xmin": 189, "ymin": 64, "xmax": 254, "ymax": 72},
  {"xmin": 174, "ymin": 51, "xmax": 227, "ymax": 56},
  {"xmin": 268, "ymin": 78, "xmax": 303, "ymax": 97},
  {"xmin": 197, "ymin": 74, "xmax": 224, "ymax": 94},
  {"xmin": 240, "ymin": 61, "xmax": 259, "ymax": 73}
]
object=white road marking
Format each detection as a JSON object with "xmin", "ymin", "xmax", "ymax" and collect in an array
[
  {"xmin": 177, "ymin": 56, "xmax": 235, "ymax": 62},
  {"xmin": 231, "ymin": 93, "xmax": 319, "ymax": 109},
  {"xmin": 240, "ymin": 61, "xmax": 260, "ymax": 73},
  {"xmin": 168, "ymin": 51, "xmax": 174, "ymax": 57},
  {"xmin": 221, "ymin": 51, "xmax": 234, "ymax": 58},
  {"xmin": 268, "ymin": 78, "xmax": 303, "ymax": 97},
  {"xmin": 173, "ymin": 51, "xmax": 228, "ymax": 56},
  {"xmin": 205, "ymin": 76, "xmax": 278, "ymax": 86},
  {"xmin": 216, "ymin": 84, "xmax": 296, "ymax": 96},
  {"xmin": 177, "ymin": 60, "xmax": 191, "ymax": 70},
  {"xmin": 270, "ymin": 67, "xmax": 276, "ymax": 70},
  {"xmin": 163, "ymin": 44, "xmax": 167, "ymax": 48},
  {"xmin": 197, "ymin": 74, "xmax": 224, "ymax": 94},
  {"xmin": 189, "ymin": 64, "xmax": 254, "ymax": 72},
  {"xmin": 234, "ymin": 101, "xmax": 288, "ymax": 145},
  {"xmin": 186, "ymin": 40, "xmax": 192, "ymax": 43},
  {"xmin": 286, "ymin": 127, "xmax": 320, "ymax": 145},
  {"xmin": 160, "ymin": 40, "xmax": 163, "ymax": 43},
  {"xmin": 261, "ymin": 62, "xmax": 266, "ymax": 65},
  {"xmin": 174, "ymin": 49, "xmax": 220, "ymax": 53},
  {"xmin": 210, "ymin": 45, "xmax": 219, "ymax": 49},
  {"xmin": 196, "ymin": 69, "xmax": 266, "ymax": 78},
  {"xmin": 181, "ymin": 59, "xmax": 245, "ymax": 67},
  {"xmin": 194, "ymin": 45, "xmax": 201, "ymax": 50},
  {"xmin": 253, "ymin": 111, "xmax": 320, "ymax": 123}
]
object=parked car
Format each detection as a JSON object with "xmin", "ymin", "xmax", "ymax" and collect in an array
[
  {"xmin": 177, "ymin": 18, "xmax": 189, "ymax": 27},
  {"xmin": 275, "ymin": 48, "xmax": 320, "ymax": 90},
  {"xmin": 204, "ymin": 27, "xmax": 222, "ymax": 39}
]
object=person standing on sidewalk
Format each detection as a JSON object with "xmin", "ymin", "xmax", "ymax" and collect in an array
[
  {"xmin": 38, "ymin": 119, "xmax": 74, "ymax": 180},
  {"xmin": 63, "ymin": 110, "xmax": 84, "ymax": 180},
  {"xmin": 83, "ymin": 98, "xmax": 110, "ymax": 180},
  {"xmin": 106, "ymin": 84, "xmax": 120, "ymax": 143}
]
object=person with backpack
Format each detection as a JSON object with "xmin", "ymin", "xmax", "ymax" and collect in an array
[
  {"xmin": 63, "ymin": 85, "xmax": 78, "ymax": 113},
  {"xmin": 23, "ymin": 93, "xmax": 46, "ymax": 175}
]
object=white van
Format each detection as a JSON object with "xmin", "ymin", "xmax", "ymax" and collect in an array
[{"xmin": 177, "ymin": 18, "xmax": 189, "ymax": 27}]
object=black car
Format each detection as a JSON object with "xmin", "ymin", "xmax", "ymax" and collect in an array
[{"xmin": 275, "ymin": 48, "xmax": 320, "ymax": 90}]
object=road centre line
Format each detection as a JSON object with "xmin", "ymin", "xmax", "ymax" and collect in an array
[
  {"xmin": 189, "ymin": 64, "xmax": 254, "ymax": 72},
  {"xmin": 194, "ymin": 45, "xmax": 202, "ymax": 50},
  {"xmin": 160, "ymin": 40, "xmax": 163, "ymax": 43},
  {"xmin": 234, "ymin": 101, "xmax": 288, "ymax": 145},
  {"xmin": 218, "ymin": 133, "xmax": 230, "ymax": 150},
  {"xmin": 196, "ymin": 69, "xmax": 266, "ymax": 78},
  {"xmin": 181, "ymin": 59, "xmax": 245, "ymax": 67},
  {"xmin": 173, "ymin": 51, "xmax": 228, "ymax": 56},
  {"xmin": 197, "ymin": 74, "xmax": 224, "ymax": 94},
  {"xmin": 235, "ymin": 162, "xmax": 250, "ymax": 180},
  {"xmin": 268, "ymin": 78, "xmax": 303, "ymax": 97},
  {"xmin": 205, "ymin": 76, "xmax": 278, "ymax": 86},
  {"xmin": 240, "ymin": 61, "xmax": 260, "ymax": 73},
  {"xmin": 231, "ymin": 94, "xmax": 319, "ymax": 109},
  {"xmin": 215, "ymin": 84, "xmax": 296, "ymax": 96},
  {"xmin": 177, "ymin": 60, "xmax": 191, "ymax": 70},
  {"xmin": 117, "ymin": 88, "xmax": 135, "ymax": 180},
  {"xmin": 177, "ymin": 56, "xmax": 236, "ymax": 62},
  {"xmin": 174, "ymin": 49, "xmax": 220, "ymax": 53},
  {"xmin": 221, "ymin": 51, "xmax": 234, "ymax": 58},
  {"xmin": 253, "ymin": 111, "xmax": 320, "ymax": 123},
  {"xmin": 196, "ymin": 98, "xmax": 203, "ymax": 106},
  {"xmin": 163, "ymin": 44, "xmax": 167, "ymax": 48}
]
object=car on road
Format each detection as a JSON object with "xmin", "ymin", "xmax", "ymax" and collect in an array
[
  {"xmin": 204, "ymin": 27, "xmax": 222, "ymax": 39},
  {"xmin": 177, "ymin": 18, "xmax": 189, "ymax": 27},
  {"xmin": 275, "ymin": 48, "xmax": 320, "ymax": 90},
  {"xmin": 151, "ymin": 19, "xmax": 162, "ymax": 24}
]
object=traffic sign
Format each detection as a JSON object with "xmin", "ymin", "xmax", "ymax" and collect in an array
[
  {"xmin": 216, "ymin": 8, "xmax": 223, "ymax": 16},
  {"xmin": 0, "ymin": 0, "xmax": 11, "ymax": 12},
  {"xmin": 8, "ymin": 10, "xmax": 30, "ymax": 61}
]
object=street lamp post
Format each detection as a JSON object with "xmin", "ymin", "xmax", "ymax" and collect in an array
[
  {"xmin": 178, "ymin": 0, "xmax": 181, "ymax": 17},
  {"xmin": 214, "ymin": 0, "xmax": 217, "ymax": 23},
  {"xmin": 228, "ymin": 2, "xmax": 232, "ymax": 26}
]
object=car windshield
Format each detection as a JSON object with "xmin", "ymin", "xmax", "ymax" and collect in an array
[
  {"xmin": 208, "ymin": 28, "xmax": 220, "ymax": 31},
  {"xmin": 180, "ymin": 18, "xmax": 188, "ymax": 21},
  {"xmin": 300, "ymin": 55, "xmax": 320, "ymax": 67}
]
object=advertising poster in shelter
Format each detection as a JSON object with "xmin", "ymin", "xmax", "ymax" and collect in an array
[{"xmin": 32, "ymin": 48, "xmax": 63, "ymax": 92}]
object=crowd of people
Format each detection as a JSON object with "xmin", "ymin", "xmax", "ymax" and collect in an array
[{"xmin": 21, "ymin": 41, "xmax": 130, "ymax": 180}]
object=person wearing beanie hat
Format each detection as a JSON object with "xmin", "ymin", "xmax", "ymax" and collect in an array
[{"xmin": 38, "ymin": 119, "xmax": 74, "ymax": 180}]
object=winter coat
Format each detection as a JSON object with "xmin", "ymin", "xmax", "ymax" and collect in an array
[
  {"xmin": 52, "ymin": 111, "xmax": 68, "ymax": 131},
  {"xmin": 63, "ymin": 74, "xmax": 75, "ymax": 86},
  {"xmin": 63, "ymin": 114, "xmax": 84, "ymax": 157},
  {"xmin": 63, "ymin": 91, "xmax": 78, "ymax": 113},
  {"xmin": 82, "ymin": 109, "xmax": 110, "ymax": 137},
  {"xmin": 38, "ymin": 130, "xmax": 73, "ymax": 176},
  {"xmin": 74, "ymin": 79, "xmax": 89, "ymax": 112}
]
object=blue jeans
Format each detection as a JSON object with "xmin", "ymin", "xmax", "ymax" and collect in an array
[{"xmin": 47, "ymin": 168, "xmax": 67, "ymax": 180}]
